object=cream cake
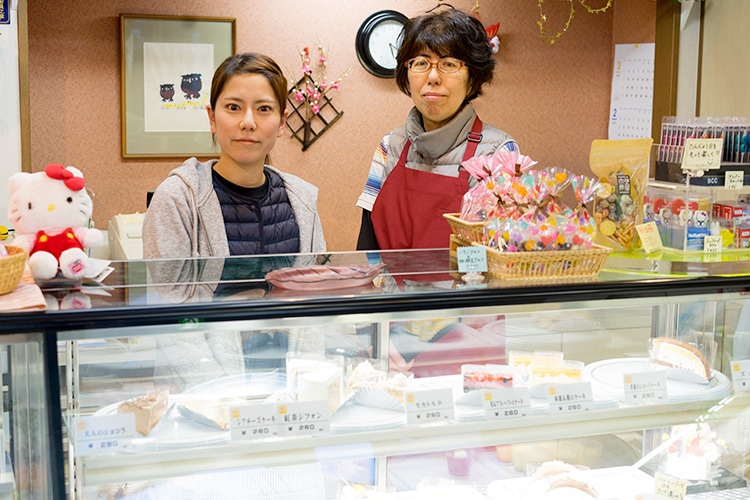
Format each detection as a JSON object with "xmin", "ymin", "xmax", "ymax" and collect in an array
[
  {"xmin": 117, "ymin": 391, "xmax": 168, "ymax": 436},
  {"xmin": 649, "ymin": 337, "xmax": 712, "ymax": 382}
]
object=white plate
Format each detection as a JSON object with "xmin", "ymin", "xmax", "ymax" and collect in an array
[
  {"xmin": 93, "ymin": 371, "xmax": 287, "ymax": 450},
  {"xmin": 330, "ymin": 398, "xmax": 406, "ymax": 431},
  {"xmin": 486, "ymin": 466, "xmax": 655, "ymax": 500},
  {"xmin": 94, "ymin": 396, "xmax": 230, "ymax": 450},
  {"xmin": 583, "ymin": 358, "xmax": 732, "ymax": 403}
]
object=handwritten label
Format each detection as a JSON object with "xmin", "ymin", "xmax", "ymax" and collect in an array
[
  {"xmin": 405, "ymin": 388, "xmax": 455, "ymax": 425},
  {"xmin": 623, "ymin": 371, "xmax": 667, "ymax": 404},
  {"xmin": 654, "ymin": 471, "xmax": 687, "ymax": 499},
  {"xmin": 274, "ymin": 401, "xmax": 330, "ymax": 437},
  {"xmin": 230, "ymin": 403, "xmax": 279, "ymax": 441},
  {"xmin": 74, "ymin": 414, "xmax": 136, "ymax": 456},
  {"xmin": 457, "ymin": 245, "xmax": 488, "ymax": 274},
  {"xmin": 725, "ymin": 170, "xmax": 745, "ymax": 190},
  {"xmin": 636, "ymin": 222, "xmax": 663, "ymax": 253},
  {"xmin": 482, "ymin": 387, "xmax": 531, "ymax": 420},
  {"xmin": 731, "ymin": 359, "xmax": 750, "ymax": 391},
  {"xmin": 547, "ymin": 382, "xmax": 594, "ymax": 414},
  {"xmin": 681, "ymin": 138, "xmax": 723, "ymax": 172},
  {"xmin": 703, "ymin": 235, "xmax": 722, "ymax": 254}
]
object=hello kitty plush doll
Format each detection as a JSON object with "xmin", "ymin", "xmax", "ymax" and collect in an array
[{"xmin": 8, "ymin": 163, "xmax": 104, "ymax": 280}]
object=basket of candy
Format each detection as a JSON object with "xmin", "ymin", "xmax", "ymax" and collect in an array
[
  {"xmin": 0, "ymin": 245, "xmax": 28, "ymax": 295},
  {"xmin": 447, "ymin": 150, "xmax": 611, "ymax": 279}
]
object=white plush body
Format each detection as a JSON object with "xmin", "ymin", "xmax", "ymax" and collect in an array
[{"xmin": 8, "ymin": 164, "xmax": 103, "ymax": 280}]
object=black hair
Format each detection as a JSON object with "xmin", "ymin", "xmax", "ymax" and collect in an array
[{"xmin": 395, "ymin": 8, "xmax": 494, "ymax": 101}]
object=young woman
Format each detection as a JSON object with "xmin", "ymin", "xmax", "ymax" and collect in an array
[
  {"xmin": 356, "ymin": 7, "xmax": 518, "ymax": 250},
  {"xmin": 143, "ymin": 52, "xmax": 326, "ymax": 259}
]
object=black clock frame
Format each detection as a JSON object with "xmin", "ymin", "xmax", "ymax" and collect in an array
[{"xmin": 355, "ymin": 10, "xmax": 408, "ymax": 79}]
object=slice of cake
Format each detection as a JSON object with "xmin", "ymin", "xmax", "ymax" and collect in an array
[
  {"xmin": 462, "ymin": 364, "xmax": 514, "ymax": 393},
  {"xmin": 649, "ymin": 337, "xmax": 712, "ymax": 382},
  {"xmin": 178, "ymin": 397, "xmax": 236, "ymax": 430},
  {"xmin": 117, "ymin": 391, "xmax": 169, "ymax": 436}
]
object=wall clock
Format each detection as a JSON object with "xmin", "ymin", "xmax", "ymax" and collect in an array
[{"xmin": 355, "ymin": 10, "xmax": 408, "ymax": 78}]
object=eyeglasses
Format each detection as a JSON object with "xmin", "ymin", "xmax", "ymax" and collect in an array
[{"xmin": 406, "ymin": 56, "xmax": 465, "ymax": 74}]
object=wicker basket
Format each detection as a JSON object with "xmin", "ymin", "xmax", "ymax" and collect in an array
[
  {"xmin": 443, "ymin": 213, "xmax": 486, "ymax": 244},
  {"xmin": 0, "ymin": 246, "xmax": 28, "ymax": 295},
  {"xmin": 481, "ymin": 243, "xmax": 612, "ymax": 280}
]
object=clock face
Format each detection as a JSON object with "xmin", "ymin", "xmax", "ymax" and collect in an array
[
  {"xmin": 356, "ymin": 10, "xmax": 408, "ymax": 78},
  {"xmin": 367, "ymin": 20, "xmax": 404, "ymax": 70}
]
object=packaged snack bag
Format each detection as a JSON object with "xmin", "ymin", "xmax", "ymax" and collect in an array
[{"xmin": 589, "ymin": 138, "xmax": 653, "ymax": 251}]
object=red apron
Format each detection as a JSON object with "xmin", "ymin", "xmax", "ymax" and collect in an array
[{"xmin": 371, "ymin": 117, "xmax": 483, "ymax": 249}]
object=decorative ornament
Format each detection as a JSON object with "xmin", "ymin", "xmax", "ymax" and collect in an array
[
  {"xmin": 537, "ymin": 0, "xmax": 613, "ymax": 45},
  {"xmin": 469, "ymin": 1, "xmax": 502, "ymax": 55},
  {"xmin": 287, "ymin": 40, "xmax": 349, "ymax": 151}
]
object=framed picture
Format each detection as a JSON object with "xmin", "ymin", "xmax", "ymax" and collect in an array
[{"xmin": 120, "ymin": 14, "xmax": 236, "ymax": 158}]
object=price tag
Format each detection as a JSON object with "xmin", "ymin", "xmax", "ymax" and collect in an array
[
  {"xmin": 74, "ymin": 414, "xmax": 136, "ymax": 456},
  {"xmin": 457, "ymin": 245, "xmax": 487, "ymax": 274},
  {"xmin": 731, "ymin": 359, "xmax": 750, "ymax": 391},
  {"xmin": 725, "ymin": 170, "xmax": 745, "ymax": 190},
  {"xmin": 681, "ymin": 138, "xmax": 723, "ymax": 172},
  {"xmin": 405, "ymin": 388, "xmax": 455, "ymax": 424},
  {"xmin": 703, "ymin": 235, "xmax": 722, "ymax": 254},
  {"xmin": 483, "ymin": 387, "xmax": 531, "ymax": 420},
  {"xmin": 636, "ymin": 222, "xmax": 663, "ymax": 254},
  {"xmin": 230, "ymin": 403, "xmax": 279, "ymax": 441},
  {"xmin": 623, "ymin": 371, "xmax": 667, "ymax": 404},
  {"xmin": 275, "ymin": 401, "xmax": 330, "ymax": 437},
  {"xmin": 654, "ymin": 471, "xmax": 687, "ymax": 499},
  {"xmin": 547, "ymin": 382, "xmax": 594, "ymax": 414}
]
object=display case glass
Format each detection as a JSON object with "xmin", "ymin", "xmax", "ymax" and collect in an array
[{"xmin": 2, "ymin": 249, "xmax": 750, "ymax": 499}]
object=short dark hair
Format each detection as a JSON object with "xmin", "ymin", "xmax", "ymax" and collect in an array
[
  {"xmin": 395, "ymin": 8, "xmax": 494, "ymax": 101},
  {"xmin": 210, "ymin": 52, "xmax": 288, "ymax": 117}
]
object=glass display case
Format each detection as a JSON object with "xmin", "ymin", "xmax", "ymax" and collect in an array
[{"xmin": 2, "ymin": 249, "xmax": 750, "ymax": 499}]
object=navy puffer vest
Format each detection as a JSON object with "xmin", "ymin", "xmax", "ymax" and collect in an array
[{"xmin": 213, "ymin": 168, "xmax": 300, "ymax": 256}]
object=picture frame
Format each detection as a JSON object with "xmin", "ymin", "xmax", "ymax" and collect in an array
[{"xmin": 120, "ymin": 14, "xmax": 236, "ymax": 159}]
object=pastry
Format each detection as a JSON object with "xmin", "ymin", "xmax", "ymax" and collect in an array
[
  {"xmin": 297, "ymin": 365, "xmax": 344, "ymax": 415},
  {"xmin": 649, "ymin": 337, "xmax": 712, "ymax": 382},
  {"xmin": 117, "ymin": 391, "xmax": 168, "ymax": 436},
  {"xmin": 462, "ymin": 364, "xmax": 513, "ymax": 392},
  {"xmin": 178, "ymin": 397, "xmax": 235, "ymax": 430}
]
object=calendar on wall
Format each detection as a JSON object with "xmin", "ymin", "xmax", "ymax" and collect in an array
[{"xmin": 608, "ymin": 43, "xmax": 655, "ymax": 140}]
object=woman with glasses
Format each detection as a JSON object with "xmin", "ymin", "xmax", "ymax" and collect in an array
[{"xmin": 356, "ymin": 6, "xmax": 518, "ymax": 250}]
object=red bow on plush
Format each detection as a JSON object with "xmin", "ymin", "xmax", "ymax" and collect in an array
[{"xmin": 44, "ymin": 163, "xmax": 85, "ymax": 192}]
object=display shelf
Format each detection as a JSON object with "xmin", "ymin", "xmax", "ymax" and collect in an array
[
  {"xmin": 75, "ymin": 394, "xmax": 746, "ymax": 487},
  {"xmin": 1, "ymin": 249, "xmax": 749, "ymax": 498}
]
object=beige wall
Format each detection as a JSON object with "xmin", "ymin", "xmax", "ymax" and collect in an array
[
  {"xmin": 26, "ymin": 0, "xmax": 655, "ymax": 251},
  {"xmin": 700, "ymin": 0, "xmax": 750, "ymax": 117}
]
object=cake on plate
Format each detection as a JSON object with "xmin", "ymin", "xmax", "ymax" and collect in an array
[
  {"xmin": 117, "ymin": 391, "xmax": 169, "ymax": 436},
  {"xmin": 649, "ymin": 337, "xmax": 712, "ymax": 382}
]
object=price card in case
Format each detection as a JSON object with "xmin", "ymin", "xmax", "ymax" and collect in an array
[
  {"xmin": 275, "ymin": 400, "xmax": 330, "ymax": 437},
  {"xmin": 483, "ymin": 387, "xmax": 531, "ymax": 420},
  {"xmin": 623, "ymin": 371, "xmax": 667, "ymax": 404},
  {"xmin": 74, "ymin": 414, "xmax": 136, "ymax": 456},
  {"xmin": 731, "ymin": 359, "xmax": 750, "ymax": 391},
  {"xmin": 547, "ymin": 382, "xmax": 594, "ymax": 414},
  {"xmin": 405, "ymin": 388, "xmax": 455, "ymax": 425},
  {"xmin": 230, "ymin": 403, "xmax": 279, "ymax": 441}
]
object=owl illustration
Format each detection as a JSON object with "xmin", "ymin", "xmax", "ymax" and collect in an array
[
  {"xmin": 181, "ymin": 73, "xmax": 202, "ymax": 100},
  {"xmin": 160, "ymin": 83, "xmax": 175, "ymax": 102}
]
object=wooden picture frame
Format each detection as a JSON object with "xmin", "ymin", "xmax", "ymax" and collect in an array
[{"xmin": 120, "ymin": 14, "xmax": 236, "ymax": 159}]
